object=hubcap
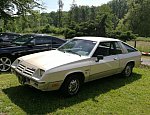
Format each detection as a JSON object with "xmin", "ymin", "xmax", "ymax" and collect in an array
[
  {"xmin": 0, "ymin": 57, "xmax": 11, "ymax": 72},
  {"xmin": 68, "ymin": 79, "xmax": 79, "ymax": 95},
  {"xmin": 125, "ymin": 66, "xmax": 131, "ymax": 76}
]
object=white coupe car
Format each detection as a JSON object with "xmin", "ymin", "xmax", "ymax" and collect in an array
[{"xmin": 11, "ymin": 37, "xmax": 141, "ymax": 96}]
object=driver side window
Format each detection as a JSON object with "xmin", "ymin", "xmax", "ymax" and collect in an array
[
  {"xmin": 30, "ymin": 37, "xmax": 52, "ymax": 45},
  {"xmin": 93, "ymin": 41, "xmax": 123, "ymax": 57}
]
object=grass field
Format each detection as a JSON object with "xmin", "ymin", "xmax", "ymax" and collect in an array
[
  {"xmin": 137, "ymin": 37, "xmax": 150, "ymax": 42},
  {"xmin": 127, "ymin": 41, "xmax": 150, "ymax": 52},
  {"xmin": 0, "ymin": 67, "xmax": 150, "ymax": 115}
]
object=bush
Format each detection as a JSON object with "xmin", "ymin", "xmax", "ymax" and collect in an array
[
  {"xmin": 108, "ymin": 31, "xmax": 137, "ymax": 41},
  {"xmin": 64, "ymin": 28, "xmax": 76, "ymax": 39},
  {"xmin": 41, "ymin": 25, "xmax": 65, "ymax": 35},
  {"xmin": 41, "ymin": 24, "xmax": 52, "ymax": 33}
]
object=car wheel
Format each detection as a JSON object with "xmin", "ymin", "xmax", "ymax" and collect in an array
[
  {"xmin": 0, "ymin": 56, "xmax": 12, "ymax": 72},
  {"xmin": 122, "ymin": 63, "xmax": 133, "ymax": 77},
  {"xmin": 61, "ymin": 76, "xmax": 81, "ymax": 97}
]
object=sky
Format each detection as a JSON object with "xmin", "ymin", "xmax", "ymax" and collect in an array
[{"xmin": 41, "ymin": 0, "xmax": 111, "ymax": 12}]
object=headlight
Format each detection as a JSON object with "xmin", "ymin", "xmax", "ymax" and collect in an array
[
  {"xmin": 39, "ymin": 69, "xmax": 45, "ymax": 77},
  {"xmin": 33, "ymin": 69, "xmax": 45, "ymax": 78},
  {"xmin": 12, "ymin": 59, "xmax": 21, "ymax": 67},
  {"xmin": 17, "ymin": 59, "xmax": 21, "ymax": 64}
]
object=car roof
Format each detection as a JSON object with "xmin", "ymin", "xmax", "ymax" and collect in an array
[
  {"xmin": 22, "ymin": 34, "xmax": 66, "ymax": 41},
  {"xmin": 24, "ymin": 34, "xmax": 49, "ymax": 37},
  {"xmin": 74, "ymin": 37, "xmax": 121, "ymax": 42},
  {"xmin": 0, "ymin": 32, "xmax": 21, "ymax": 36}
]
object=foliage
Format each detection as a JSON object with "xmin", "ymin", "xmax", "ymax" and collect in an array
[
  {"xmin": 108, "ymin": 31, "xmax": 137, "ymax": 41},
  {"xmin": 136, "ymin": 37, "xmax": 150, "ymax": 42},
  {"xmin": 108, "ymin": 0, "xmax": 128, "ymax": 19},
  {"xmin": 64, "ymin": 28, "xmax": 76, "ymax": 39},
  {"xmin": 0, "ymin": 0, "xmax": 42, "ymax": 19},
  {"xmin": 117, "ymin": 0, "xmax": 150, "ymax": 37},
  {"xmin": 63, "ymin": 4, "xmax": 118, "ymax": 39}
]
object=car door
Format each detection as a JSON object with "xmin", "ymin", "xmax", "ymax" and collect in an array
[{"xmin": 89, "ymin": 41, "xmax": 122, "ymax": 81}]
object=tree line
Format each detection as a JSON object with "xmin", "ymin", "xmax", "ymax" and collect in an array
[{"xmin": 0, "ymin": 0, "xmax": 150, "ymax": 40}]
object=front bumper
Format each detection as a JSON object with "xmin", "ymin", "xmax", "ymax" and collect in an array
[{"xmin": 11, "ymin": 68, "xmax": 63, "ymax": 91}]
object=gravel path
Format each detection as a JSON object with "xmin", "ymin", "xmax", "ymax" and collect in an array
[{"xmin": 141, "ymin": 58, "xmax": 150, "ymax": 66}]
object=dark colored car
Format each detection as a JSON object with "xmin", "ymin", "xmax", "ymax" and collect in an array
[
  {"xmin": 0, "ymin": 32, "xmax": 21, "ymax": 44},
  {"xmin": 0, "ymin": 34, "xmax": 66, "ymax": 72}
]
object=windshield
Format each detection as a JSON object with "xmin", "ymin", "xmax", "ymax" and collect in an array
[
  {"xmin": 12, "ymin": 35, "xmax": 33, "ymax": 45},
  {"xmin": 58, "ymin": 39, "xmax": 97, "ymax": 56}
]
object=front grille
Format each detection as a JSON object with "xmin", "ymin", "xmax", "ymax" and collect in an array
[
  {"xmin": 17, "ymin": 64, "xmax": 36, "ymax": 76},
  {"xmin": 17, "ymin": 64, "xmax": 25, "ymax": 71}
]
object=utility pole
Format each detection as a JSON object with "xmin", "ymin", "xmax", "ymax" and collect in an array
[{"xmin": 58, "ymin": 0, "xmax": 64, "ymax": 27}]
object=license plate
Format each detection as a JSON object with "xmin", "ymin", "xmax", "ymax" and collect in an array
[{"xmin": 17, "ymin": 72, "xmax": 27, "ymax": 84}]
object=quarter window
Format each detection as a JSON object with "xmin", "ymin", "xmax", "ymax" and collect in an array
[
  {"xmin": 122, "ymin": 42, "xmax": 137, "ymax": 52},
  {"xmin": 52, "ymin": 37, "xmax": 64, "ymax": 44},
  {"xmin": 33, "ymin": 37, "xmax": 52, "ymax": 45}
]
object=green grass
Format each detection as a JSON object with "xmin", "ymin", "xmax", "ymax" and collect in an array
[
  {"xmin": 137, "ymin": 37, "xmax": 150, "ymax": 42},
  {"xmin": 127, "ymin": 37, "xmax": 150, "ymax": 52},
  {"xmin": 0, "ymin": 67, "xmax": 150, "ymax": 115}
]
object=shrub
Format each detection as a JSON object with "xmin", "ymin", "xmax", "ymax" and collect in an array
[
  {"xmin": 64, "ymin": 28, "xmax": 76, "ymax": 39},
  {"xmin": 108, "ymin": 31, "xmax": 137, "ymax": 41}
]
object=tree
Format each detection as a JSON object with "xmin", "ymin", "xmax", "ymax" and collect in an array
[
  {"xmin": 69, "ymin": 0, "xmax": 79, "ymax": 23},
  {"xmin": 97, "ymin": 15, "xmax": 107, "ymax": 37},
  {"xmin": 108, "ymin": 0, "xmax": 128, "ymax": 19},
  {"xmin": 90, "ymin": 6, "xmax": 96, "ymax": 21},
  {"xmin": 0, "ymin": 0, "xmax": 43, "ymax": 32},
  {"xmin": 49, "ymin": 11, "xmax": 59, "ymax": 27},
  {"xmin": 0, "ymin": 0, "xmax": 42, "ymax": 19},
  {"xmin": 117, "ymin": 0, "xmax": 150, "ymax": 37},
  {"xmin": 79, "ymin": 6, "xmax": 90, "ymax": 22},
  {"xmin": 96, "ymin": 4, "xmax": 117, "ymax": 36}
]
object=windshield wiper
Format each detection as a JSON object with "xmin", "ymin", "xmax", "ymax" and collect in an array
[
  {"xmin": 65, "ymin": 49, "xmax": 81, "ymax": 56},
  {"xmin": 58, "ymin": 49, "xmax": 66, "ymax": 53},
  {"xmin": 59, "ymin": 49, "xmax": 81, "ymax": 56}
]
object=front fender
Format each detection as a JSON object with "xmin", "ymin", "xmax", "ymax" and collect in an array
[{"xmin": 65, "ymin": 70, "xmax": 85, "ymax": 78}]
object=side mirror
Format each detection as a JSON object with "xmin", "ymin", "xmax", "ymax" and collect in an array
[{"xmin": 96, "ymin": 55, "xmax": 103, "ymax": 62}]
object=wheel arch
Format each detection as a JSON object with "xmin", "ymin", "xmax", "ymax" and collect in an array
[
  {"xmin": 0, "ymin": 53, "xmax": 15, "ymax": 61},
  {"xmin": 64, "ymin": 71, "xmax": 85, "ymax": 84},
  {"xmin": 0, "ymin": 53, "xmax": 14, "ymax": 72},
  {"xmin": 59, "ymin": 71, "xmax": 85, "ymax": 96},
  {"xmin": 126, "ymin": 61, "xmax": 135, "ymax": 68}
]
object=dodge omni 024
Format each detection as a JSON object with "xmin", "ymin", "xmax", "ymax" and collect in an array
[{"xmin": 11, "ymin": 37, "xmax": 141, "ymax": 96}]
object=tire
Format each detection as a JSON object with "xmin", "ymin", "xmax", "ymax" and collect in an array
[
  {"xmin": 60, "ymin": 76, "xmax": 81, "ymax": 97},
  {"xmin": 0, "ymin": 56, "xmax": 12, "ymax": 72},
  {"xmin": 122, "ymin": 63, "xmax": 133, "ymax": 77}
]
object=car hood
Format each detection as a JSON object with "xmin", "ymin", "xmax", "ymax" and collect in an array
[{"xmin": 19, "ymin": 50, "xmax": 88, "ymax": 70}]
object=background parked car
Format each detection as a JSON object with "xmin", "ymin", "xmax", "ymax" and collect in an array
[
  {"xmin": 0, "ymin": 34, "xmax": 66, "ymax": 72},
  {"xmin": 0, "ymin": 32, "xmax": 21, "ymax": 46}
]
